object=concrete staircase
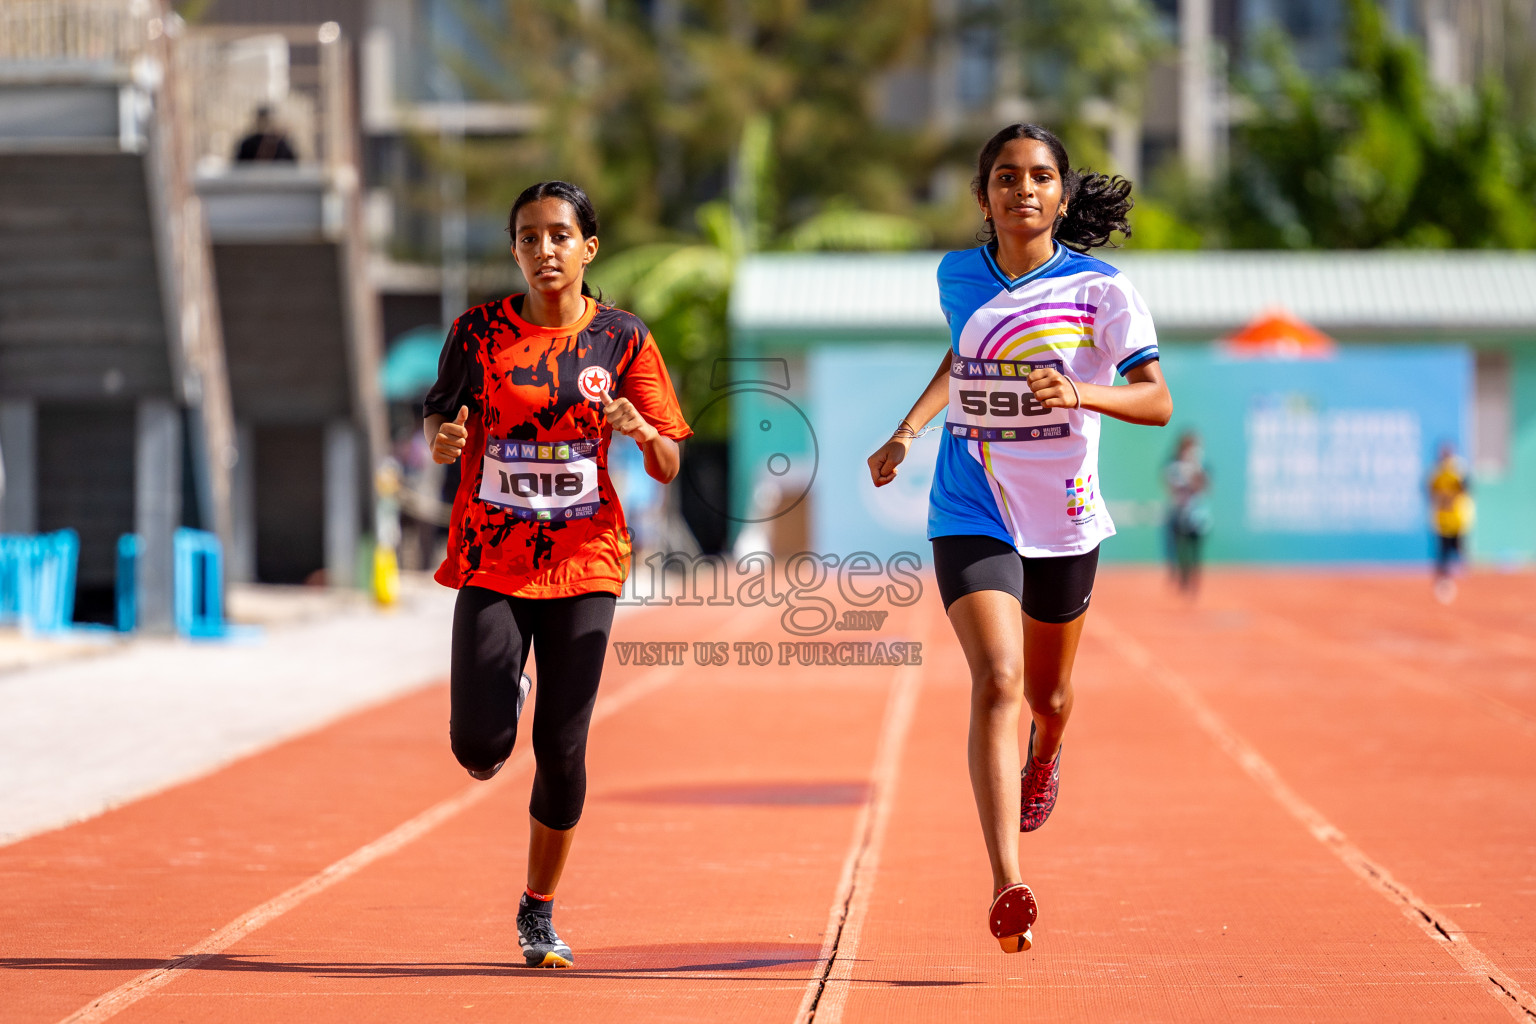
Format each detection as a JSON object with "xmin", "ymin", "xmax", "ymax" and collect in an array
[
  {"xmin": 0, "ymin": 5, "xmax": 385, "ymax": 614},
  {"xmin": 0, "ymin": 1, "xmax": 235, "ymax": 627},
  {"xmin": 0, "ymin": 154, "xmax": 171, "ymax": 397}
]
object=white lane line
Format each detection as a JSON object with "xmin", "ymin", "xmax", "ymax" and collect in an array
[
  {"xmin": 1097, "ymin": 618, "xmax": 1536, "ymax": 1024},
  {"xmin": 793, "ymin": 650, "xmax": 926, "ymax": 1024},
  {"xmin": 57, "ymin": 659, "xmax": 689, "ymax": 1024}
]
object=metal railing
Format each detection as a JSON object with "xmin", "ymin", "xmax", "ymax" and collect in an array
[
  {"xmin": 143, "ymin": 5, "xmax": 238, "ymax": 555},
  {"xmin": 179, "ymin": 22, "xmax": 387, "ymax": 493},
  {"xmin": 181, "ymin": 24, "xmax": 387, "ymax": 473},
  {"xmin": 178, "ymin": 24, "xmax": 350, "ymax": 174},
  {"xmin": 0, "ymin": 0, "xmax": 154, "ymax": 64}
]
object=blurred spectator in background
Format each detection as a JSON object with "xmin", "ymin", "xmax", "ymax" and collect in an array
[
  {"xmin": 1164, "ymin": 431, "xmax": 1210, "ymax": 598},
  {"xmin": 373, "ymin": 457, "xmax": 403, "ymax": 606},
  {"xmin": 1427, "ymin": 442, "xmax": 1474, "ymax": 604},
  {"xmin": 608, "ymin": 436, "xmax": 665, "ymax": 555},
  {"xmin": 233, "ymin": 106, "xmax": 296, "ymax": 163}
]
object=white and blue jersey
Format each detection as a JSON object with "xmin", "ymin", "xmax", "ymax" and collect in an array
[{"xmin": 927, "ymin": 243, "xmax": 1159, "ymax": 557}]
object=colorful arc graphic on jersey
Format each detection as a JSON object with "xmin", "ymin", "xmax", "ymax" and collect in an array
[{"xmin": 978, "ymin": 302, "xmax": 1097, "ymax": 354}]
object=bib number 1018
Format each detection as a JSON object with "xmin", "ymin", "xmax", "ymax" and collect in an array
[
  {"xmin": 498, "ymin": 471, "xmax": 584, "ymax": 498},
  {"xmin": 957, "ymin": 390, "xmax": 1050, "ymax": 418}
]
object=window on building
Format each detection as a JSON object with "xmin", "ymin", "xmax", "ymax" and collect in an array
[
  {"xmin": 957, "ymin": 0, "xmax": 999, "ymax": 109},
  {"xmin": 421, "ymin": 0, "xmax": 507, "ymax": 100},
  {"xmin": 1241, "ymin": 0, "xmax": 1344, "ymax": 73},
  {"xmin": 957, "ymin": 28, "xmax": 997, "ymax": 107}
]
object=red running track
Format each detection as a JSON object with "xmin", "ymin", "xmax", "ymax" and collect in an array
[{"xmin": 1, "ymin": 570, "xmax": 1533, "ymax": 1023}]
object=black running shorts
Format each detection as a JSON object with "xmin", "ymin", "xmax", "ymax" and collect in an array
[{"xmin": 932, "ymin": 535, "xmax": 1100, "ymax": 624}]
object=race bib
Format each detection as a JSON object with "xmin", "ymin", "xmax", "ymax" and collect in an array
[
  {"xmin": 945, "ymin": 356, "xmax": 1071, "ymax": 443},
  {"xmin": 478, "ymin": 438, "xmax": 601, "ymax": 521}
]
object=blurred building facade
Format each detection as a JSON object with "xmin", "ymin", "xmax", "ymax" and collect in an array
[
  {"xmin": 904, "ymin": 0, "xmax": 1532, "ymax": 185},
  {"xmin": 0, "ymin": 0, "xmax": 384, "ymax": 627},
  {"xmin": 188, "ymin": 0, "xmax": 1536, "ymax": 330},
  {"xmin": 0, "ymin": 0, "xmax": 234, "ymax": 626},
  {"xmin": 729, "ymin": 250, "xmax": 1536, "ymax": 565}
]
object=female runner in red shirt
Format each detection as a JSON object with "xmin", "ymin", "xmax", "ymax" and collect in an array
[{"xmin": 424, "ymin": 180, "xmax": 692, "ymax": 968}]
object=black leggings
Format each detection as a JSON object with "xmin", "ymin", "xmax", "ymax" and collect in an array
[{"xmin": 450, "ymin": 587, "xmax": 616, "ymax": 830}]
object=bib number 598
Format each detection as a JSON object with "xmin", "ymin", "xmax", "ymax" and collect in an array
[
  {"xmin": 958, "ymin": 389, "xmax": 1050, "ymax": 418},
  {"xmin": 499, "ymin": 471, "xmax": 585, "ymax": 497}
]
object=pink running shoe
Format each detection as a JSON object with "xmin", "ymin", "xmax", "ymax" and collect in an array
[
  {"xmin": 1020, "ymin": 722, "xmax": 1061, "ymax": 833},
  {"xmin": 989, "ymin": 882, "xmax": 1038, "ymax": 952}
]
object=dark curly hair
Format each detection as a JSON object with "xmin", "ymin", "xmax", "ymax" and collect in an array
[
  {"xmin": 972, "ymin": 124, "xmax": 1133, "ymax": 253},
  {"xmin": 507, "ymin": 180, "xmax": 602, "ymax": 299}
]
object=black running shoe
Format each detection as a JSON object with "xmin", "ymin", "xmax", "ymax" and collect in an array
[
  {"xmin": 517, "ymin": 893, "xmax": 573, "ymax": 968},
  {"xmin": 466, "ymin": 673, "xmax": 531, "ymax": 782}
]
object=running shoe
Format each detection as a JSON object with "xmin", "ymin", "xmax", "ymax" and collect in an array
[
  {"xmin": 989, "ymin": 882, "xmax": 1037, "ymax": 952},
  {"xmin": 517, "ymin": 892, "xmax": 574, "ymax": 968},
  {"xmin": 467, "ymin": 672, "xmax": 532, "ymax": 782},
  {"xmin": 1019, "ymin": 721, "xmax": 1061, "ymax": 833}
]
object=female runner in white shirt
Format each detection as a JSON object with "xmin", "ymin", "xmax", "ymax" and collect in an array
[{"xmin": 868, "ymin": 123, "xmax": 1172, "ymax": 953}]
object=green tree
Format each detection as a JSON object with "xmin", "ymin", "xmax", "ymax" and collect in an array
[
  {"xmin": 591, "ymin": 115, "xmax": 929, "ymax": 436},
  {"xmin": 459, "ymin": 0, "xmax": 935, "ymax": 242},
  {"xmin": 1224, "ymin": 0, "xmax": 1536, "ymax": 249},
  {"xmin": 452, "ymin": 1, "xmax": 936, "ymax": 433}
]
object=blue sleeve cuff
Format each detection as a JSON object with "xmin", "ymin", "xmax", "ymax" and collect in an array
[{"xmin": 1117, "ymin": 346, "xmax": 1159, "ymax": 376}]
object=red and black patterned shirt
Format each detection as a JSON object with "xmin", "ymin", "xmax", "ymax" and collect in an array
[{"xmin": 424, "ymin": 294, "xmax": 692, "ymax": 599}]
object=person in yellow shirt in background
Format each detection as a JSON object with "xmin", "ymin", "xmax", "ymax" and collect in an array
[{"xmin": 1426, "ymin": 442, "xmax": 1474, "ymax": 604}]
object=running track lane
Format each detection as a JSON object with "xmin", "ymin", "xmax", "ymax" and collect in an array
[
  {"xmin": 0, "ymin": 600, "xmax": 929, "ymax": 1022},
  {"xmin": 1094, "ymin": 571, "xmax": 1536, "ymax": 1007},
  {"xmin": 1, "ymin": 571, "xmax": 1533, "ymax": 1022},
  {"xmin": 823, "ymin": 570, "xmax": 1535, "ymax": 1022}
]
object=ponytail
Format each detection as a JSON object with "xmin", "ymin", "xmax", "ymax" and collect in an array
[
  {"xmin": 973, "ymin": 123, "xmax": 1133, "ymax": 253},
  {"xmin": 1056, "ymin": 171, "xmax": 1133, "ymax": 252}
]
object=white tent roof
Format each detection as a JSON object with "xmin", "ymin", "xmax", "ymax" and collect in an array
[{"xmin": 731, "ymin": 250, "xmax": 1536, "ymax": 339}]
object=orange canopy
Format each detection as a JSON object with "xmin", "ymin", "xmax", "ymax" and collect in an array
[{"xmin": 1221, "ymin": 310, "xmax": 1337, "ymax": 358}]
